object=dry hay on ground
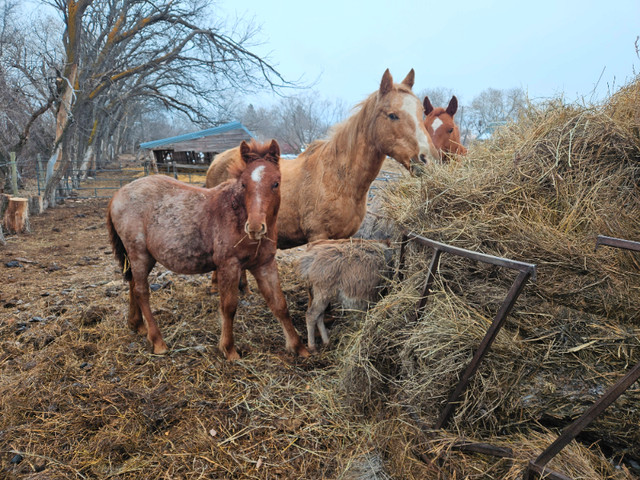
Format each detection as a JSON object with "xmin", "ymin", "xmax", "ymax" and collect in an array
[
  {"xmin": 0, "ymin": 199, "xmax": 384, "ymax": 479},
  {"xmin": 339, "ymin": 76, "xmax": 640, "ymax": 478}
]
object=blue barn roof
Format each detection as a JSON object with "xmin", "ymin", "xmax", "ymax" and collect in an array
[{"xmin": 139, "ymin": 121, "xmax": 255, "ymax": 150}]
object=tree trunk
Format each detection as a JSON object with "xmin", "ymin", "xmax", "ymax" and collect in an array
[
  {"xmin": 0, "ymin": 222, "xmax": 5, "ymax": 245},
  {"xmin": 43, "ymin": 63, "xmax": 79, "ymax": 208},
  {"xmin": 0, "ymin": 193, "xmax": 9, "ymax": 218},
  {"xmin": 79, "ymin": 144, "xmax": 95, "ymax": 180},
  {"xmin": 3, "ymin": 197, "xmax": 30, "ymax": 234},
  {"xmin": 29, "ymin": 195, "xmax": 43, "ymax": 216}
]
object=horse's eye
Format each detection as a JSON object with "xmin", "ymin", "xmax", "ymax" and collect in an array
[
  {"xmin": 388, "ymin": 113, "xmax": 399, "ymax": 121},
  {"xmin": 241, "ymin": 182, "xmax": 246, "ymax": 188},
  {"xmin": 272, "ymin": 181, "xmax": 279, "ymax": 189},
  {"xmin": 447, "ymin": 128, "xmax": 454, "ymax": 134}
]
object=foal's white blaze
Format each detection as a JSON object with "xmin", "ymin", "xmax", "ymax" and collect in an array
[
  {"xmin": 401, "ymin": 95, "xmax": 436, "ymax": 163},
  {"xmin": 431, "ymin": 117, "xmax": 443, "ymax": 133},
  {"xmin": 249, "ymin": 165, "xmax": 265, "ymax": 222},
  {"xmin": 251, "ymin": 165, "xmax": 265, "ymax": 183}
]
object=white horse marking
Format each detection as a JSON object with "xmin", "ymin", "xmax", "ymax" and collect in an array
[{"xmin": 251, "ymin": 165, "xmax": 265, "ymax": 183}]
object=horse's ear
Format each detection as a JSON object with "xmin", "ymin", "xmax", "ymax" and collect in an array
[
  {"xmin": 379, "ymin": 69, "xmax": 393, "ymax": 96},
  {"xmin": 267, "ymin": 139, "xmax": 280, "ymax": 163},
  {"xmin": 239, "ymin": 140, "xmax": 251, "ymax": 161},
  {"xmin": 446, "ymin": 96, "xmax": 458, "ymax": 116},
  {"xmin": 423, "ymin": 96, "xmax": 434, "ymax": 115},
  {"xmin": 401, "ymin": 69, "xmax": 415, "ymax": 89}
]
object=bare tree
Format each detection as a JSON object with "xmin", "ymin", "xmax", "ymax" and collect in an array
[
  {"xmin": 467, "ymin": 87, "xmax": 526, "ymax": 139},
  {"xmin": 0, "ymin": 1, "xmax": 57, "ymax": 189},
  {"xmin": 41, "ymin": 0, "xmax": 295, "ymax": 206}
]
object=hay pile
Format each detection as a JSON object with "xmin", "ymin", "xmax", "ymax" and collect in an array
[{"xmin": 338, "ymin": 77, "xmax": 640, "ymax": 477}]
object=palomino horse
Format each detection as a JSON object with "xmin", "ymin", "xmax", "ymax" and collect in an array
[
  {"xmin": 423, "ymin": 95, "xmax": 468, "ymax": 159},
  {"xmin": 206, "ymin": 69, "xmax": 437, "ymax": 250},
  {"xmin": 106, "ymin": 140, "xmax": 309, "ymax": 360}
]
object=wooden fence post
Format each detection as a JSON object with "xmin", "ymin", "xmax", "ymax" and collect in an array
[{"xmin": 10, "ymin": 152, "xmax": 18, "ymax": 196}]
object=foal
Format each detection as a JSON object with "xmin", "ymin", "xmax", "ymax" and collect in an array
[{"xmin": 106, "ymin": 140, "xmax": 309, "ymax": 360}]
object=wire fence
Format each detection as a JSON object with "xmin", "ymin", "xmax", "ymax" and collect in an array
[{"xmin": 35, "ymin": 163, "xmax": 209, "ymax": 200}]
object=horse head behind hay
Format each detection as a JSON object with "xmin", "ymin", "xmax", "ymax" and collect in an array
[
  {"xmin": 106, "ymin": 139, "xmax": 309, "ymax": 360},
  {"xmin": 423, "ymin": 95, "xmax": 468, "ymax": 159}
]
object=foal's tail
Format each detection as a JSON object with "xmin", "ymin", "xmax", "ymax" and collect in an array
[{"xmin": 106, "ymin": 200, "xmax": 132, "ymax": 281}]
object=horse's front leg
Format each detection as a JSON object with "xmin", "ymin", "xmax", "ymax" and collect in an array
[
  {"xmin": 251, "ymin": 259, "xmax": 310, "ymax": 357},
  {"xmin": 217, "ymin": 262, "xmax": 242, "ymax": 360},
  {"xmin": 210, "ymin": 269, "xmax": 250, "ymax": 295}
]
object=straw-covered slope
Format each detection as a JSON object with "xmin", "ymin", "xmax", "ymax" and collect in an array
[{"xmin": 338, "ymin": 77, "xmax": 640, "ymax": 478}]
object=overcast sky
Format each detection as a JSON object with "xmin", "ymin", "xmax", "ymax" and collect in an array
[{"xmin": 219, "ymin": 0, "xmax": 639, "ymax": 108}]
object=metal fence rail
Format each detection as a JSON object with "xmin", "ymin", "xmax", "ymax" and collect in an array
[{"xmin": 399, "ymin": 232, "xmax": 536, "ymax": 460}]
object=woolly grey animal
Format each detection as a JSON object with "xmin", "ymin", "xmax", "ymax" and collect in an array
[{"xmin": 298, "ymin": 238, "xmax": 393, "ymax": 351}]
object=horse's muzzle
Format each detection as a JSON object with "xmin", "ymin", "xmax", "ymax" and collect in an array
[{"xmin": 245, "ymin": 221, "xmax": 267, "ymax": 241}]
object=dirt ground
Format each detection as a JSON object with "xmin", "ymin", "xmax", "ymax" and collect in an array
[{"xmin": 0, "ymin": 197, "xmax": 384, "ymax": 479}]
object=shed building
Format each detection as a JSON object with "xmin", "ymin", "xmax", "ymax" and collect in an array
[{"xmin": 139, "ymin": 121, "xmax": 255, "ymax": 166}]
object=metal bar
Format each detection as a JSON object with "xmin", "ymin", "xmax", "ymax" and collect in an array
[
  {"xmin": 415, "ymin": 249, "xmax": 442, "ymax": 314},
  {"xmin": 397, "ymin": 234, "xmax": 409, "ymax": 282},
  {"xmin": 435, "ymin": 269, "xmax": 533, "ymax": 429},
  {"xmin": 595, "ymin": 235, "xmax": 640, "ymax": 253},
  {"xmin": 406, "ymin": 232, "xmax": 537, "ymax": 280},
  {"xmin": 452, "ymin": 441, "xmax": 513, "ymax": 458},
  {"xmin": 524, "ymin": 462, "xmax": 573, "ymax": 480}
]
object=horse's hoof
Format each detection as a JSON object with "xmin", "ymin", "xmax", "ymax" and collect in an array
[
  {"xmin": 152, "ymin": 342, "xmax": 169, "ymax": 355},
  {"xmin": 294, "ymin": 344, "xmax": 311, "ymax": 358},
  {"xmin": 208, "ymin": 286, "xmax": 219, "ymax": 296},
  {"xmin": 225, "ymin": 348, "xmax": 240, "ymax": 361}
]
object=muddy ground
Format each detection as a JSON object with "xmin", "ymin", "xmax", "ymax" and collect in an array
[{"xmin": 0, "ymin": 197, "xmax": 387, "ymax": 479}]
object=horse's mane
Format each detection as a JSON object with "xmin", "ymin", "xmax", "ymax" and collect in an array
[
  {"xmin": 301, "ymin": 83, "xmax": 415, "ymax": 162},
  {"xmin": 227, "ymin": 140, "xmax": 278, "ymax": 178}
]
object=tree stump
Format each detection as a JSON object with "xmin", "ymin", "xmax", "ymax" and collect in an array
[{"xmin": 3, "ymin": 197, "xmax": 30, "ymax": 234}]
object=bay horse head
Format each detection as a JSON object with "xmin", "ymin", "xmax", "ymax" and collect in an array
[
  {"xmin": 230, "ymin": 139, "xmax": 281, "ymax": 241},
  {"xmin": 423, "ymin": 95, "xmax": 468, "ymax": 160},
  {"xmin": 372, "ymin": 69, "xmax": 439, "ymax": 170}
]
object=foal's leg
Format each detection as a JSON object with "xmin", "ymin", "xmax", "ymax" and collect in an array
[
  {"xmin": 217, "ymin": 263, "xmax": 242, "ymax": 360},
  {"xmin": 305, "ymin": 289, "xmax": 331, "ymax": 352},
  {"xmin": 251, "ymin": 260, "xmax": 310, "ymax": 357},
  {"xmin": 130, "ymin": 258, "xmax": 168, "ymax": 354}
]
